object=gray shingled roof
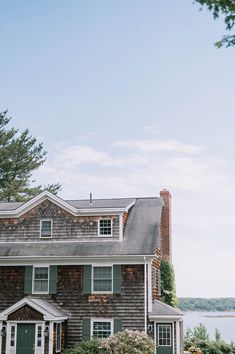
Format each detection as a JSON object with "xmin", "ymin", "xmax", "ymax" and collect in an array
[
  {"xmin": 66, "ymin": 198, "xmax": 136, "ymax": 209},
  {"xmin": 0, "ymin": 198, "xmax": 163, "ymax": 257},
  {"xmin": 0, "ymin": 202, "xmax": 23, "ymax": 211},
  {"xmin": 150, "ymin": 299, "xmax": 183, "ymax": 317},
  {"xmin": 0, "ymin": 198, "xmax": 136, "ymax": 211}
]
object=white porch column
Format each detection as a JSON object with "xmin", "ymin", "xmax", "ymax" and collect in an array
[
  {"xmin": 48, "ymin": 322, "xmax": 54, "ymax": 354},
  {"xmin": 176, "ymin": 321, "xmax": 180, "ymax": 354}
]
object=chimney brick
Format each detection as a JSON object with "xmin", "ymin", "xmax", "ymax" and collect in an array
[{"xmin": 160, "ymin": 189, "xmax": 172, "ymax": 262}]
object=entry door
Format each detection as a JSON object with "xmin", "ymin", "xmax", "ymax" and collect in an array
[
  {"xmin": 156, "ymin": 323, "xmax": 173, "ymax": 354},
  {"xmin": 16, "ymin": 324, "xmax": 35, "ymax": 354}
]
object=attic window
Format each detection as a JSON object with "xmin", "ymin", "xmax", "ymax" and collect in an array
[
  {"xmin": 40, "ymin": 220, "xmax": 52, "ymax": 238},
  {"xmin": 99, "ymin": 219, "xmax": 112, "ymax": 236}
]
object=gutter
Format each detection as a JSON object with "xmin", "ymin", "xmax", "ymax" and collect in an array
[{"xmin": 144, "ymin": 256, "xmax": 147, "ymax": 334}]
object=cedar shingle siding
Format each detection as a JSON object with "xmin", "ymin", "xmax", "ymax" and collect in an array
[
  {"xmin": 0, "ymin": 200, "xmax": 120, "ymax": 242},
  {"xmin": 0, "ymin": 264, "xmax": 145, "ymax": 347}
]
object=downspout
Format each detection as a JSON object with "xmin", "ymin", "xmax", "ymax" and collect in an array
[{"xmin": 144, "ymin": 256, "xmax": 147, "ymax": 334}]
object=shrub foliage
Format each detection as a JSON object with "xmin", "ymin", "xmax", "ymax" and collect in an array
[
  {"xmin": 185, "ymin": 324, "xmax": 235, "ymax": 354},
  {"xmin": 63, "ymin": 330, "xmax": 154, "ymax": 354}
]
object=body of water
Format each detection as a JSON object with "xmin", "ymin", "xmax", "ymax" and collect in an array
[{"xmin": 184, "ymin": 311, "xmax": 235, "ymax": 342}]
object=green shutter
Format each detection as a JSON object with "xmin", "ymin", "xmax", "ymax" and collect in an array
[
  {"xmin": 113, "ymin": 265, "xmax": 121, "ymax": 294},
  {"xmin": 24, "ymin": 266, "xmax": 33, "ymax": 294},
  {"xmin": 114, "ymin": 319, "xmax": 122, "ymax": 333},
  {"xmin": 49, "ymin": 265, "xmax": 57, "ymax": 294},
  {"xmin": 82, "ymin": 319, "xmax": 90, "ymax": 340},
  {"xmin": 83, "ymin": 265, "xmax": 92, "ymax": 294}
]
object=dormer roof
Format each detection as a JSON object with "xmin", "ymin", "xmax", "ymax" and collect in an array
[{"xmin": 0, "ymin": 191, "xmax": 136, "ymax": 217}]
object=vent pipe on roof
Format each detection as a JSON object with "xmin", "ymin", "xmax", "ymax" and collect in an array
[{"xmin": 89, "ymin": 193, "xmax": 93, "ymax": 205}]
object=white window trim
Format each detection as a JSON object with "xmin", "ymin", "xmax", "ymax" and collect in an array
[
  {"xmin": 98, "ymin": 218, "xmax": 113, "ymax": 237},
  {"xmin": 91, "ymin": 318, "xmax": 113, "ymax": 338},
  {"xmin": 33, "ymin": 266, "xmax": 50, "ymax": 294},
  {"xmin": 40, "ymin": 219, "xmax": 53, "ymax": 238},
  {"xmin": 92, "ymin": 265, "xmax": 113, "ymax": 294},
  {"xmin": 56, "ymin": 322, "xmax": 62, "ymax": 353}
]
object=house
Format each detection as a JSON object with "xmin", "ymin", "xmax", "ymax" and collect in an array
[{"xmin": 0, "ymin": 189, "xmax": 183, "ymax": 354}]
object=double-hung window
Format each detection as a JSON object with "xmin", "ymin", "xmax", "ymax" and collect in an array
[
  {"xmin": 99, "ymin": 219, "xmax": 112, "ymax": 236},
  {"xmin": 92, "ymin": 319, "xmax": 113, "ymax": 338},
  {"xmin": 33, "ymin": 267, "xmax": 49, "ymax": 293},
  {"xmin": 93, "ymin": 266, "xmax": 112, "ymax": 293},
  {"xmin": 56, "ymin": 322, "xmax": 62, "ymax": 352},
  {"xmin": 40, "ymin": 220, "xmax": 52, "ymax": 238}
]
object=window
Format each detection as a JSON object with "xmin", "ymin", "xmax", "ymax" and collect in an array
[
  {"xmin": 37, "ymin": 326, "xmax": 42, "ymax": 347},
  {"xmin": 92, "ymin": 320, "xmax": 112, "ymax": 338},
  {"xmin": 153, "ymin": 268, "xmax": 157, "ymax": 288},
  {"xmin": 93, "ymin": 266, "xmax": 112, "ymax": 292},
  {"xmin": 10, "ymin": 325, "xmax": 16, "ymax": 347},
  {"xmin": 56, "ymin": 322, "xmax": 62, "ymax": 352},
  {"xmin": 40, "ymin": 220, "xmax": 52, "ymax": 237},
  {"xmin": 158, "ymin": 324, "xmax": 171, "ymax": 346},
  {"xmin": 33, "ymin": 267, "xmax": 49, "ymax": 293},
  {"xmin": 99, "ymin": 219, "xmax": 112, "ymax": 236}
]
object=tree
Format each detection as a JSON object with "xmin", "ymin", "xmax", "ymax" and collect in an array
[
  {"xmin": 160, "ymin": 259, "xmax": 178, "ymax": 307},
  {"xmin": 194, "ymin": 0, "xmax": 235, "ymax": 47},
  {"xmin": 0, "ymin": 111, "xmax": 61, "ymax": 201}
]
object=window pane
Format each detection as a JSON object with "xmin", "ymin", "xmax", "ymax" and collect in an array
[
  {"xmin": 93, "ymin": 267, "xmax": 112, "ymax": 292},
  {"xmin": 56, "ymin": 323, "xmax": 61, "ymax": 351},
  {"xmin": 93, "ymin": 321, "xmax": 111, "ymax": 338},
  {"xmin": 99, "ymin": 220, "xmax": 112, "ymax": 235},
  {"xmin": 34, "ymin": 267, "xmax": 48, "ymax": 292},
  {"xmin": 158, "ymin": 325, "xmax": 171, "ymax": 346},
  {"xmin": 10, "ymin": 326, "xmax": 15, "ymax": 347},
  {"xmin": 94, "ymin": 267, "xmax": 112, "ymax": 279},
  {"xmin": 37, "ymin": 326, "xmax": 42, "ymax": 347},
  {"xmin": 41, "ymin": 220, "xmax": 52, "ymax": 237}
]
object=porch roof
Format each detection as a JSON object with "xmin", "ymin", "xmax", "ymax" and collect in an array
[
  {"xmin": 0, "ymin": 297, "xmax": 68, "ymax": 321},
  {"xmin": 149, "ymin": 299, "xmax": 183, "ymax": 320}
]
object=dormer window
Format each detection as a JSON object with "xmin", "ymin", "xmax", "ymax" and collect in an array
[
  {"xmin": 99, "ymin": 219, "xmax": 112, "ymax": 236},
  {"xmin": 40, "ymin": 220, "xmax": 52, "ymax": 238}
]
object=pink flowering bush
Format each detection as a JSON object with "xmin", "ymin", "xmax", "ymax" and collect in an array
[{"xmin": 101, "ymin": 329, "xmax": 154, "ymax": 354}]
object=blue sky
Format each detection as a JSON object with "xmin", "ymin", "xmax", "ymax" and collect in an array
[{"xmin": 1, "ymin": 1, "xmax": 235, "ymax": 297}]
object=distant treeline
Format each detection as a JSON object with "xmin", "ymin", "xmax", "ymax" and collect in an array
[{"xmin": 178, "ymin": 298, "xmax": 235, "ymax": 311}]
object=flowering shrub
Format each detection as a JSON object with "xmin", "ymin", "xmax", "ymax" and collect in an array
[{"xmin": 101, "ymin": 329, "xmax": 154, "ymax": 354}]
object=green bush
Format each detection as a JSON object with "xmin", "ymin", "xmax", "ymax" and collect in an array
[
  {"xmin": 185, "ymin": 324, "xmax": 235, "ymax": 354},
  {"xmin": 62, "ymin": 338, "xmax": 101, "ymax": 354}
]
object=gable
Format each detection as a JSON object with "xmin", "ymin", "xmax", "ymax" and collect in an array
[{"xmin": 8, "ymin": 304, "xmax": 44, "ymax": 321}]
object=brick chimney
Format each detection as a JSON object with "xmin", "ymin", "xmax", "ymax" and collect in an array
[{"xmin": 160, "ymin": 189, "xmax": 172, "ymax": 263}]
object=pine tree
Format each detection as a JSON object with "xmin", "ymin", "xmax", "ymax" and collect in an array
[{"xmin": 0, "ymin": 111, "xmax": 61, "ymax": 201}]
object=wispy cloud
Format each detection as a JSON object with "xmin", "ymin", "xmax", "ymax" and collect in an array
[{"xmin": 115, "ymin": 139, "xmax": 203, "ymax": 155}]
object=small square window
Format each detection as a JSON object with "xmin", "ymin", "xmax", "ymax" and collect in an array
[
  {"xmin": 40, "ymin": 220, "xmax": 52, "ymax": 238},
  {"xmin": 99, "ymin": 219, "xmax": 112, "ymax": 236}
]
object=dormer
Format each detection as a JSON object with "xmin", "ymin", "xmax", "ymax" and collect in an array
[{"xmin": 0, "ymin": 191, "xmax": 136, "ymax": 242}]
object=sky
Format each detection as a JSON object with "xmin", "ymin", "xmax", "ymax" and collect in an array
[{"xmin": 1, "ymin": 0, "xmax": 235, "ymax": 298}]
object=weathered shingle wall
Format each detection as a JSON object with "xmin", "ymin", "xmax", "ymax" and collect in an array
[{"xmin": 0, "ymin": 200, "xmax": 120, "ymax": 242}]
